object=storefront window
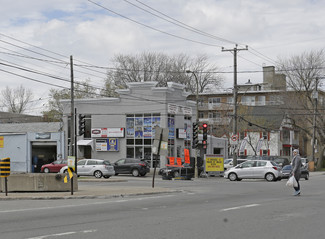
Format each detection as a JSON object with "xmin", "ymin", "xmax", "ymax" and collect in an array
[{"xmin": 126, "ymin": 113, "xmax": 160, "ymax": 167}]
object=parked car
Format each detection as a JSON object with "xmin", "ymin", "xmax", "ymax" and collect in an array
[
  {"xmin": 244, "ymin": 155, "xmax": 290, "ymax": 167},
  {"xmin": 300, "ymin": 158, "xmax": 309, "ymax": 167},
  {"xmin": 224, "ymin": 160, "xmax": 282, "ymax": 182},
  {"xmin": 224, "ymin": 158, "xmax": 247, "ymax": 170},
  {"xmin": 114, "ymin": 158, "xmax": 150, "ymax": 177},
  {"xmin": 280, "ymin": 164, "xmax": 309, "ymax": 180},
  {"xmin": 158, "ymin": 165, "xmax": 205, "ymax": 178},
  {"xmin": 41, "ymin": 159, "xmax": 67, "ymax": 173},
  {"xmin": 60, "ymin": 159, "xmax": 115, "ymax": 178}
]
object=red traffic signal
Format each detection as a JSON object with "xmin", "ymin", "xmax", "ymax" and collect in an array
[{"xmin": 202, "ymin": 123, "xmax": 208, "ymax": 141}]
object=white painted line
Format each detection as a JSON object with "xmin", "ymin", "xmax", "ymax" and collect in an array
[
  {"xmin": 0, "ymin": 195, "xmax": 175, "ymax": 214},
  {"xmin": 220, "ymin": 204, "xmax": 260, "ymax": 212},
  {"xmin": 26, "ymin": 229, "xmax": 97, "ymax": 239}
]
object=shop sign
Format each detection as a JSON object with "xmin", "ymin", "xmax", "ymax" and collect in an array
[
  {"xmin": 96, "ymin": 138, "xmax": 119, "ymax": 152},
  {"xmin": 168, "ymin": 104, "xmax": 192, "ymax": 115},
  {"xmin": 176, "ymin": 128, "xmax": 186, "ymax": 139},
  {"xmin": 91, "ymin": 128, "xmax": 124, "ymax": 138}
]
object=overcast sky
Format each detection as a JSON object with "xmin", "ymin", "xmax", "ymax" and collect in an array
[{"xmin": 1, "ymin": 0, "xmax": 325, "ymax": 114}]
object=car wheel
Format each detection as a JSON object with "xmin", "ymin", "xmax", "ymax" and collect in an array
[
  {"xmin": 43, "ymin": 168, "xmax": 50, "ymax": 173},
  {"xmin": 228, "ymin": 173, "xmax": 238, "ymax": 181},
  {"xmin": 94, "ymin": 170, "xmax": 103, "ymax": 178},
  {"xmin": 103, "ymin": 175, "xmax": 111, "ymax": 179},
  {"xmin": 265, "ymin": 173, "xmax": 275, "ymax": 182},
  {"xmin": 173, "ymin": 171, "xmax": 180, "ymax": 177},
  {"xmin": 305, "ymin": 174, "xmax": 309, "ymax": 180},
  {"xmin": 132, "ymin": 169, "xmax": 140, "ymax": 177}
]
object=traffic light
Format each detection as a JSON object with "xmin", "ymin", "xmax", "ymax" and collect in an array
[
  {"xmin": 203, "ymin": 123, "xmax": 208, "ymax": 141},
  {"xmin": 192, "ymin": 122, "xmax": 199, "ymax": 149},
  {"xmin": 202, "ymin": 139, "xmax": 207, "ymax": 149},
  {"xmin": 78, "ymin": 114, "xmax": 86, "ymax": 136},
  {"xmin": 202, "ymin": 123, "xmax": 208, "ymax": 149}
]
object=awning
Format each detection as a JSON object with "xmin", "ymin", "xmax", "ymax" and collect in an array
[{"xmin": 77, "ymin": 140, "xmax": 93, "ymax": 149}]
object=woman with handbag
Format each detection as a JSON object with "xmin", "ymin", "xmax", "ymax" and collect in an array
[{"xmin": 291, "ymin": 149, "xmax": 302, "ymax": 196}]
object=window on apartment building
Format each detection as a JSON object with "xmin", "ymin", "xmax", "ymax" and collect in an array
[
  {"xmin": 262, "ymin": 131, "xmax": 268, "ymax": 140},
  {"xmin": 241, "ymin": 96, "xmax": 255, "ymax": 105},
  {"xmin": 208, "ymin": 98, "xmax": 221, "ymax": 105},
  {"xmin": 262, "ymin": 150, "xmax": 269, "ymax": 156},
  {"xmin": 208, "ymin": 112, "xmax": 221, "ymax": 119},
  {"xmin": 239, "ymin": 132, "xmax": 246, "ymax": 140},
  {"xmin": 227, "ymin": 97, "xmax": 234, "ymax": 105},
  {"xmin": 257, "ymin": 96, "xmax": 266, "ymax": 106},
  {"xmin": 283, "ymin": 129, "xmax": 290, "ymax": 140}
]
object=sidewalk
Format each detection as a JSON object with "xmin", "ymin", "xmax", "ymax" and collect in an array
[
  {"xmin": 1, "ymin": 171, "xmax": 323, "ymax": 200},
  {"xmin": 0, "ymin": 178, "xmax": 178, "ymax": 200}
]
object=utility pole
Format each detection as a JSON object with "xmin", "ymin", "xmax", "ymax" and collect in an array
[
  {"xmin": 70, "ymin": 55, "xmax": 75, "ymax": 157},
  {"xmin": 186, "ymin": 70, "xmax": 199, "ymax": 178},
  {"xmin": 222, "ymin": 44, "xmax": 248, "ymax": 166},
  {"xmin": 311, "ymin": 77, "xmax": 319, "ymax": 166}
]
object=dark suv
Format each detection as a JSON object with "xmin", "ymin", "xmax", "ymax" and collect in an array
[{"xmin": 114, "ymin": 158, "xmax": 150, "ymax": 177}]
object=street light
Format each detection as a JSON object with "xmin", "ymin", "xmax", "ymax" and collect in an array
[{"xmin": 186, "ymin": 70, "xmax": 199, "ymax": 178}]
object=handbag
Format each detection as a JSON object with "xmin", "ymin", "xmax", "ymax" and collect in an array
[{"xmin": 286, "ymin": 175, "xmax": 298, "ymax": 187}]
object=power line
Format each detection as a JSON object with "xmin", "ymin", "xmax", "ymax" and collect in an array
[
  {"xmin": 88, "ymin": 0, "xmax": 222, "ymax": 48},
  {"xmin": 123, "ymin": 0, "xmax": 238, "ymax": 46}
]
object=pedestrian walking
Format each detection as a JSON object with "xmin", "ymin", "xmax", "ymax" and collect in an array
[{"xmin": 291, "ymin": 149, "xmax": 302, "ymax": 196}]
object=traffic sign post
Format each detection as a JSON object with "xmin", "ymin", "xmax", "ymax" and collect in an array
[
  {"xmin": 0, "ymin": 157, "xmax": 10, "ymax": 196},
  {"xmin": 230, "ymin": 133, "xmax": 239, "ymax": 145}
]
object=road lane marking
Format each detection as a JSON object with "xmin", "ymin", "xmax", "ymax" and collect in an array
[
  {"xmin": 25, "ymin": 229, "xmax": 97, "ymax": 239},
  {"xmin": 220, "ymin": 204, "xmax": 260, "ymax": 212},
  {"xmin": 0, "ymin": 195, "xmax": 175, "ymax": 214}
]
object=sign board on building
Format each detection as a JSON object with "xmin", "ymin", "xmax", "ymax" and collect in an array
[
  {"xmin": 204, "ymin": 155, "xmax": 224, "ymax": 172},
  {"xmin": 176, "ymin": 128, "xmax": 186, "ymax": 139},
  {"xmin": 95, "ymin": 138, "xmax": 119, "ymax": 151},
  {"xmin": 168, "ymin": 103, "xmax": 192, "ymax": 116},
  {"xmin": 91, "ymin": 128, "xmax": 124, "ymax": 138},
  {"xmin": 36, "ymin": 133, "xmax": 51, "ymax": 139}
]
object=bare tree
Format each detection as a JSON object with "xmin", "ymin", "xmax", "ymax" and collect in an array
[
  {"xmin": 1, "ymin": 85, "xmax": 33, "ymax": 113},
  {"xmin": 105, "ymin": 52, "xmax": 223, "ymax": 94},
  {"xmin": 42, "ymin": 80, "xmax": 98, "ymax": 121},
  {"xmin": 277, "ymin": 49, "xmax": 325, "ymax": 168}
]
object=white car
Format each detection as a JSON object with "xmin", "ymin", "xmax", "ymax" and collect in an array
[
  {"xmin": 60, "ymin": 159, "xmax": 115, "ymax": 178},
  {"xmin": 224, "ymin": 160, "xmax": 282, "ymax": 182},
  {"xmin": 224, "ymin": 158, "xmax": 247, "ymax": 170}
]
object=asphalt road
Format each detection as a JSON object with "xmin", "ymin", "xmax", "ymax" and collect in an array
[{"xmin": 0, "ymin": 173, "xmax": 325, "ymax": 239}]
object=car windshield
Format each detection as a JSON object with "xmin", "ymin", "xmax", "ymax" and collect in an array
[
  {"xmin": 103, "ymin": 160, "xmax": 111, "ymax": 165},
  {"xmin": 224, "ymin": 159, "xmax": 232, "ymax": 164}
]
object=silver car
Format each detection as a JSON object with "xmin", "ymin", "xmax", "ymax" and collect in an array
[
  {"xmin": 224, "ymin": 160, "xmax": 282, "ymax": 182},
  {"xmin": 60, "ymin": 159, "xmax": 115, "ymax": 178}
]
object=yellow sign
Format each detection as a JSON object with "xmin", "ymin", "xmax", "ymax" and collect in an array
[
  {"xmin": 0, "ymin": 136, "xmax": 3, "ymax": 148},
  {"xmin": 0, "ymin": 157, "xmax": 10, "ymax": 177},
  {"xmin": 64, "ymin": 167, "xmax": 74, "ymax": 183},
  {"xmin": 205, "ymin": 155, "xmax": 224, "ymax": 172}
]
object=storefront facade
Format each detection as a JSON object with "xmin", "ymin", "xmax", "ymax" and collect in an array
[{"xmin": 62, "ymin": 82, "xmax": 197, "ymax": 168}]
